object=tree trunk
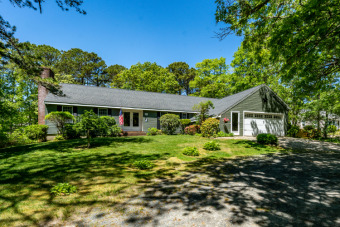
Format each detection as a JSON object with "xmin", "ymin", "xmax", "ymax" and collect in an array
[
  {"xmin": 87, "ymin": 129, "xmax": 90, "ymax": 148},
  {"xmin": 323, "ymin": 111, "xmax": 328, "ymax": 139}
]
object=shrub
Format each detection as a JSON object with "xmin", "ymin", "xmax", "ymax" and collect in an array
[
  {"xmin": 257, "ymin": 133, "xmax": 278, "ymax": 145},
  {"xmin": 182, "ymin": 147, "xmax": 199, "ymax": 156},
  {"xmin": 328, "ymin": 125, "xmax": 337, "ymax": 136},
  {"xmin": 9, "ymin": 128, "xmax": 33, "ymax": 145},
  {"xmin": 148, "ymin": 127, "xmax": 159, "ymax": 136},
  {"xmin": 111, "ymin": 125, "xmax": 122, "ymax": 137},
  {"xmin": 217, "ymin": 131, "xmax": 234, "ymax": 137},
  {"xmin": 79, "ymin": 110, "xmax": 99, "ymax": 148},
  {"xmin": 160, "ymin": 114, "xmax": 181, "ymax": 135},
  {"xmin": 50, "ymin": 183, "xmax": 77, "ymax": 196},
  {"xmin": 180, "ymin": 119, "xmax": 191, "ymax": 134},
  {"xmin": 133, "ymin": 160, "xmax": 155, "ymax": 170},
  {"xmin": 303, "ymin": 125, "xmax": 315, "ymax": 131},
  {"xmin": 98, "ymin": 116, "xmax": 120, "ymax": 137},
  {"xmin": 45, "ymin": 111, "xmax": 75, "ymax": 135},
  {"xmin": 203, "ymin": 141, "xmax": 221, "ymax": 151},
  {"xmin": 287, "ymin": 125, "xmax": 300, "ymax": 137},
  {"xmin": 184, "ymin": 125, "xmax": 200, "ymax": 135},
  {"xmin": 24, "ymin": 124, "xmax": 49, "ymax": 142},
  {"xmin": 201, "ymin": 118, "xmax": 220, "ymax": 137},
  {"xmin": 54, "ymin": 135, "xmax": 65, "ymax": 141},
  {"xmin": 64, "ymin": 123, "xmax": 82, "ymax": 139}
]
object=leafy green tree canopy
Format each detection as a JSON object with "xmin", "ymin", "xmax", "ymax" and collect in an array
[
  {"xmin": 167, "ymin": 62, "xmax": 196, "ymax": 95},
  {"xmin": 45, "ymin": 111, "xmax": 75, "ymax": 135},
  {"xmin": 111, "ymin": 62, "xmax": 179, "ymax": 94},
  {"xmin": 193, "ymin": 100, "xmax": 214, "ymax": 125},
  {"xmin": 79, "ymin": 110, "xmax": 99, "ymax": 148}
]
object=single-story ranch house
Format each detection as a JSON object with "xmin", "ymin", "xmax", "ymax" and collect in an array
[{"xmin": 38, "ymin": 69, "xmax": 289, "ymax": 136}]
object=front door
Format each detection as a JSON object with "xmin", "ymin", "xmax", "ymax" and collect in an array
[
  {"xmin": 122, "ymin": 110, "xmax": 142, "ymax": 131},
  {"xmin": 231, "ymin": 111, "xmax": 240, "ymax": 135}
]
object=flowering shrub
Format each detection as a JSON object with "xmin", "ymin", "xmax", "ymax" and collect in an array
[
  {"xmin": 201, "ymin": 118, "xmax": 220, "ymax": 137},
  {"xmin": 184, "ymin": 125, "xmax": 200, "ymax": 135}
]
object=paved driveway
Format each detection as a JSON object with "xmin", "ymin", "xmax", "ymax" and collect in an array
[{"xmin": 63, "ymin": 138, "xmax": 340, "ymax": 227}]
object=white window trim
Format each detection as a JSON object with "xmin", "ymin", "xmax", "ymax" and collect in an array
[{"xmin": 231, "ymin": 111, "xmax": 240, "ymax": 136}]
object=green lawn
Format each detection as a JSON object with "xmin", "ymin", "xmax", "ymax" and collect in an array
[{"xmin": 0, "ymin": 135, "xmax": 282, "ymax": 226}]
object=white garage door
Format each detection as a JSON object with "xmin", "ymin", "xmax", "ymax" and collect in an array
[{"xmin": 244, "ymin": 112, "xmax": 284, "ymax": 136}]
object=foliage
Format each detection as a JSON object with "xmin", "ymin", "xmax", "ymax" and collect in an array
[
  {"xmin": 287, "ymin": 126, "xmax": 300, "ymax": 138},
  {"xmin": 133, "ymin": 160, "xmax": 155, "ymax": 170},
  {"xmin": 147, "ymin": 127, "xmax": 161, "ymax": 136},
  {"xmin": 328, "ymin": 125, "xmax": 337, "ymax": 136},
  {"xmin": 190, "ymin": 57, "xmax": 231, "ymax": 98},
  {"xmin": 98, "ymin": 116, "xmax": 120, "ymax": 137},
  {"xmin": 180, "ymin": 119, "xmax": 191, "ymax": 134},
  {"xmin": 200, "ymin": 118, "xmax": 220, "ymax": 137},
  {"xmin": 160, "ymin": 114, "xmax": 181, "ymax": 135},
  {"xmin": 54, "ymin": 135, "xmax": 65, "ymax": 141},
  {"xmin": 304, "ymin": 125, "xmax": 315, "ymax": 131},
  {"xmin": 193, "ymin": 101, "xmax": 214, "ymax": 125},
  {"xmin": 217, "ymin": 131, "xmax": 234, "ymax": 137},
  {"xmin": 50, "ymin": 183, "xmax": 77, "ymax": 196},
  {"xmin": 184, "ymin": 125, "xmax": 200, "ymax": 135},
  {"xmin": 8, "ymin": 128, "xmax": 33, "ymax": 145},
  {"xmin": 64, "ymin": 123, "xmax": 82, "ymax": 140},
  {"xmin": 167, "ymin": 61, "xmax": 196, "ymax": 95},
  {"xmin": 24, "ymin": 124, "xmax": 48, "ymax": 142},
  {"xmin": 215, "ymin": 0, "xmax": 340, "ymax": 87},
  {"xmin": 182, "ymin": 147, "xmax": 199, "ymax": 156},
  {"xmin": 111, "ymin": 62, "xmax": 179, "ymax": 93},
  {"xmin": 55, "ymin": 48, "xmax": 107, "ymax": 86},
  {"xmin": 45, "ymin": 111, "xmax": 75, "ymax": 135},
  {"xmin": 79, "ymin": 110, "xmax": 99, "ymax": 148},
  {"xmin": 203, "ymin": 141, "xmax": 221, "ymax": 151},
  {"xmin": 0, "ymin": 125, "xmax": 9, "ymax": 148},
  {"xmin": 257, "ymin": 134, "xmax": 278, "ymax": 145}
]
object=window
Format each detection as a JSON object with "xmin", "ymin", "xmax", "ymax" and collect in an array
[
  {"xmin": 232, "ymin": 112, "xmax": 239, "ymax": 131},
  {"xmin": 62, "ymin": 106, "xmax": 73, "ymax": 114},
  {"xmin": 245, "ymin": 113, "xmax": 253, "ymax": 118},
  {"xmin": 98, "ymin": 108, "xmax": 108, "ymax": 116},
  {"xmin": 254, "ymin": 114, "xmax": 263, "ymax": 118},
  {"xmin": 273, "ymin": 115, "xmax": 281, "ymax": 119},
  {"xmin": 133, "ymin": 112, "xmax": 139, "ymax": 127},
  {"xmin": 124, "ymin": 112, "xmax": 130, "ymax": 126},
  {"xmin": 265, "ymin": 115, "xmax": 273, "ymax": 119},
  {"xmin": 182, "ymin": 113, "xmax": 187, "ymax": 119}
]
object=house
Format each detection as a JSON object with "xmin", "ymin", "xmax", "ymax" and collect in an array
[{"xmin": 38, "ymin": 68, "xmax": 290, "ymax": 136}]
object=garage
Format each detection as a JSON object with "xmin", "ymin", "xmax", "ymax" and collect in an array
[{"xmin": 243, "ymin": 112, "xmax": 284, "ymax": 136}]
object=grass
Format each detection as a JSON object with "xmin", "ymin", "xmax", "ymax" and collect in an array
[{"xmin": 0, "ymin": 135, "xmax": 282, "ymax": 226}]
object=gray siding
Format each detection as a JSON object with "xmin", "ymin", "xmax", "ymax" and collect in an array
[
  {"xmin": 45, "ymin": 104, "xmax": 58, "ymax": 135},
  {"xmin": 219, "ymin": 88, "xmax": 288, "ymax": 136},
  {"xmin": 143, "ymin": 111, "xmax": 158, "ymax": 132}
]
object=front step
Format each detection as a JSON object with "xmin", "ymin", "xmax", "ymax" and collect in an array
[{"xmin": 122, "ymin": 131, "xmax": 147, "ymax": 136}]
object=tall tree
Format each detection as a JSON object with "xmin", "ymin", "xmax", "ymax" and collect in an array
[
  {"xmin": 55, "ymin": 48, "xmax": 107, "ymax": 86},
  {"xmin": 105, "ymin": 64, "xmax": 127, "ymax": 87},
  {"xmin": 190, "ymin": 57, "xmax": 231, "ymax": 98},
  {"xmin": 0, "ymin": 0, "xmax": 85, "ymax": 83},
  {"xmin": 111, "ymin": 62, "xmax": 179, "ymax": 94},
  {"xmin": 167, "ymin": 62, "xmax": 196, "ymax": 95},
  {"xmin": 215, "ymin": 0, "xmax": 340, "ymax": 87}
]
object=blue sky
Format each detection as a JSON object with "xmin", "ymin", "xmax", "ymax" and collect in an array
[{"xmin": 1, "ymin": 0, "xmax": 242, "ymax": 68}]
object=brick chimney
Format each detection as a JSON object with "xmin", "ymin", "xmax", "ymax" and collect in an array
[{"xmin": 38, "ymin": 68, "xmax": 54, "ymax": 125}]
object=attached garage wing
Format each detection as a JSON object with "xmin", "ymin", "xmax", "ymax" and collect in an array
[{"xmin": 243, "ymin": 112, "xmax": 284, "ymax": 136}]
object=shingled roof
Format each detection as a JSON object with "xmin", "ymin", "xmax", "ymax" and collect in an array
[{"xmin": 45, "ymin": 84, "xmax": 282, "ymax": 115}]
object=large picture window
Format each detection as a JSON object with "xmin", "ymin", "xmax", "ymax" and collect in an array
[
  {"xmin": 98, "ymin": 108, "xmax": 108, "ymax": 116},
  {"xmin": 62, "ymin": 106, "xmax": 73, "ymax": 114}
]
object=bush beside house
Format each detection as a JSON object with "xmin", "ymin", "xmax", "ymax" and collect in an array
[
  {"xmin": 160, "ymin": 114, "xmax": 181, "ymax": 135},
  {"xmin": 201, "ymin": 118, "xmax": 220, "ymax": 137}
]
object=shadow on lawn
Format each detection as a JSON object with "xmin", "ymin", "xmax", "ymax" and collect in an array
[
  {"xmin": 0, "ymin": 136, "xmax": 173, "ymax": 226},
  {"xmin": 0, "ymin": 136, "xmax": 151, "ymax": 158},
  {"xmin": 116, "ymin": 151, "xmax": 340, "ymax": 226}
]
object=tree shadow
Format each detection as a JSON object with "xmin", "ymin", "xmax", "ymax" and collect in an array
[{"xmin": 117, "ymin": 151, "xmax": 340, "ymax": 226}]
